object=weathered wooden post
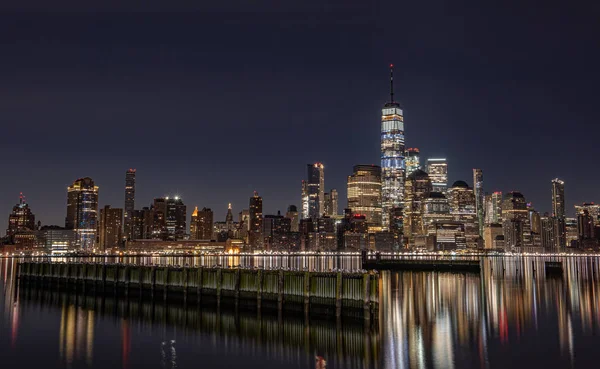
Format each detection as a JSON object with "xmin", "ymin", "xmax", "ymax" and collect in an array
[
  {"xmin": 277, "ymin": 269, "xmax": 285, "ymax": 311},
  {"xmin": 256, "ymin": 269, "xmax": 263, "ymax": 312},
  {"xmin": 363, "ymin": 272, "xmax": 371, "ymax": 320},
  {"xmin": 234, "ymin": 268, "xmax": 241, "ymax": 306},
  {"xmin": 139, "ymin": 266, "xmax": 143, "ymax": 296},
  {"xmin": 303, "ymin": 271, "xmax": 310, "ymax": 317},
  {"xmin": 163, "ymin": 266, "xmax": 169, "ymax": 302},
  {"xmin": 124, "ymin": 265, "xmax": 130, "ymax": 297},
  {"xmin": 335, "ymin": 272, "xmax": 343, "ymax": 318},
  {"xmin": 197, "ymin": 267, "xmax": 203, "ymax": 305},
  {"xmin": 150, "ymin": 266, "xmax": 156, "ymax": 299},
  {"xmin": 216, "ymin": 268, "xmax": 222, "ymax": 307},
  {"xmin": 183, "ymin": 267, "xmax": 188, "ymax": 305}
]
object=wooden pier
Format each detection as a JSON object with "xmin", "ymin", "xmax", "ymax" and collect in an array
[
  {"xmin": 16, "ymin": 262, "xmax": 379, "ymax": 318},
  {"xmin": 362, "ymin": 252, "xmax": 481, "ymax": 272}
]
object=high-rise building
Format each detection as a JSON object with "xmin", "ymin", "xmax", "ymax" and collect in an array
[
  {"xmin": 286, "ymin": 205, "xmax": 299, "ymax": 232},
  {"xmin": 98, "ymin": 205, "xmax": 123, "ymax": 251},
  {"xmin": 248, "ymin": 192, "xmax": 263, "ymax": 249},
  {"xmin": 501, "ymin": 191, "xmax": 528, "ymax": 249},
  {"xmin": 124, "ymin": 169, "xmax": 136, "ymax": 240},
  {"xmin": 381, "ymin": 65, "xmax": 405, "ymax": 229},
  {"xmin": 132, "ymin": 207, "xmax": 152, "ymax": 239},
  {"xmin": 540, "ymin": 214, "xmax": 556, "ymax": 249},
  {"xmin": 190, "ymin": 207, "xmax": 213, "ymax": 240},
  {"xmin": 66, "ymin": 177, "xmax": 99, "ymax": 250},
  {"xmin": 403, "ymin": 169, "xmax": 432, "ymax": 240},
  {"xmin": 6, "ymin": 193, "xmax": 36, "ymax": 237},
  {"xmin": 405, "ymin": 148, "xmax": 421, "ymax": 176},
  {"xmin": 483, "ymin": 223, "xmax": 504, "ymax": 249},
  {"xmin": 324, "ymin": 189, "xmax": 339, "ymax": 216},
  {"xmin": 551, "ymin": 178, "xmax": 566, "ymax": 218},
  {"xmin": 427, "ymin": 158, "xmax": 448, "ymax": 194},
  {"xmin": 302, "ymin": 163, "xmax": 325, "ymax": 219},
  {"xmin": 151, "ymin": 197, "xmax": 186, "ymax": 240},
  {"xmin": 347, "ymin": 165, "xmax": 383, "ymax": 230},
  {"xmin": 565, "ymin": 217, "xmax": 578, "ymax": 248},
  {"xmin": 448, "ymin": 181, "xmax": 478, "ymax": 248},
  {"xmin": 473, "ymin": 169, "xmax": 484, "ymax": 237},
  {"xmin": 422, "ymin": 192, "xmax": 451, "ymax": 236},
  {"xmin": 484, "ymin": 191, "xmax": 503, "ymax": 224}
]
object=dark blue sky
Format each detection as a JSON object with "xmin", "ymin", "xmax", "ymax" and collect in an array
[{"xmin": 1, "ymin": 1, "xmax": 599, "ymax": 226}]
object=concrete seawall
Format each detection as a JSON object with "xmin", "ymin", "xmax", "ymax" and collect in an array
[{"xmin": 17, "ymin": 262, "xmax": 379, "ymax": 319}]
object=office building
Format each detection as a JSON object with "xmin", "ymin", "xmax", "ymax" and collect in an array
[
  {"xmin": 6, "ymin": 193, "xmax": 36, "ymax": 237},
  {"xmin": 551, "ymin": 178, "xmax": 566, "ymax": 218},
  {"xmin": 565, "ymin": 217, "xmax": 578, "ymax": 247},
  {"xmin": 501, "ymin": 191, "xmax": 528, "ymax": 249},
  {"xmin": 98, "ymin": 205, "xmax": 123, "ymax": 251},
  {"xmin": 422, "ymin": 192, "xmax": 452, "ymax": 236},
  {"xmin": 473, "ymin": 169, "xmax": 484, "ymax": 237},
  {"xmin": 483, "ymin": 223, "xmax": 504, "ymax": 249},
  {"xmin": 151, "ymin": 197, "xmax": 186, "ymax": 240},
  {"xmin": 447, "ymin": 181, "xmax": 478, "ymax": 248},
  {"xmin": 347, "ymin": 165, "xmax": 383, "ymax": 229},
  {"xmin": 484, "ymin": 192, "xmax": 503, "ymax": 224},
  {"xmin": 324, "ymin": 189, "xmax": 339, "ymax": 216},
  {"xmin": 427, "ymin": 158, "xmax": 448, "ymax": 194},
  {"xmin": 286, "ymin": 205, "xmax": 299, "ymax": 232},
  {"xmin": 405, "ymin": 148, "xmax": 421, "ymax": 176},
  {"xmin": 302, "ymin": 163, "xmax": 325, "ymax": 219},
  {"xmin": 403, "ymin": 169, "xmax": 432, "ymax": 240},
  {"xmin": 37, "ymin": 226, "xmax": 76, "ymax": 254},
  {"xmin": 132, "ymin": 208, "xmax": 152, "ymax": 240},
  {"xmin": 124, "ymin": 169, "xmax": 136, "ymax": 240},
  {"xmin": 540, "ymin": 215, "xmax": 556, "ymax": 250},
  {"xmin": 66, "ymin": 177, "xmax": 99, "ymax": 250},
  {"xmin": 381, "ymin": 65, "xmax": 406, "ymax": 229},
  {"xmin": 248, "ymin": 192, "xmax": 263, "ymax": 249},
  {"xmin": 190, "ymin": 207, "xmax": 213, "ymax": 240}
]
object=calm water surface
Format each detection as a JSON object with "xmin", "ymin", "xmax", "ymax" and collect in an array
[{"xmin": 1, "ymin": 256, "xmax": 599, "ymax": 368}]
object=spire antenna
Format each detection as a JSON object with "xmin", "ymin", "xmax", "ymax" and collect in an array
[{"xmin": 389, "ymin": 64, "xmax": 394, "ymax": 103}]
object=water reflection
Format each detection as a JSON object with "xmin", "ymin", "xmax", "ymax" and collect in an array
[{"xmin": 3, "ymin": 256, "xmax": 600, "ymax": 368}]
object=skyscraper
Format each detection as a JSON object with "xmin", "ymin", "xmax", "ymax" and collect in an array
[
  {"xmin": 427, "ymin": 159, "xmax": 448, "ymax": 194},
  {"xmin": 98, "ymin": 205, "xmax": 123, "ymax": 251},
  {"xmin": 6, "ymin": 193, "xmax": 35, "ymax": 237},
  {"xmin": 403, "ymin": 169, "xmax": 432, "ymax": 240},
  {"xmin": 405, "ymin": 148, "xmax": 421, "ymax": 176},
  {"xmin": 484, "ymin": 191, "xmax": 503, "ymax": 224},
  {"xmin": 151, "ymin": 197, "xmax": 186, "ymax": 240},
  {"xmin": 303, "ymin": 163, "xmax": 325, "ymax": 219},
  {"xmin": 501, "ymin": 191, "xmax": 528, "ymax": 249},
  {"xmin": 248, "ymin": 191, "xmax": 263, "ymax": 249},
  {"xmin": 324, "ymin": 189, "xmax": 339, "ymax": 216},
  {"xmin": 124, "ymin": 169, "xmax": 136, "ymax": 240},
  {"xmin": 347, "ymin": 165, "xmax": 383, "ymax": 229},
  {"xmin": 190, "ymin": 207, "xmax": 213, "ymax": 240},
  {"xmin": 66, "ymin": 177, "xmax": 99, "ymax": 250},
  {"xmin": 286, "ymin": 205, "xmax": 299, "ymax": 232},
  {"xmin": 551, "ymin": 178, "xmax": 566, "ymax": 218},
  {"xmin": 381, "ymin": 65, "xmax": 405, "ymax": 229},
  {"xmin": 448, "ymin": 180, "xmax": 478, "ymax": 248},
  {"xmin": 473, "ymin": 169, "xmax": 484, "ymax": 237}
]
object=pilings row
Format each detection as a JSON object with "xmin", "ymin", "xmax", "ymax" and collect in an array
[{"xmin": 16, "ymin": 262, "xmax": 379, "ymax": 318}]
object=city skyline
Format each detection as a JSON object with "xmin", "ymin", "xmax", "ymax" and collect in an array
[{"xmin": 1, "ymin": 3, "xmax": 598, "ymax": 226}]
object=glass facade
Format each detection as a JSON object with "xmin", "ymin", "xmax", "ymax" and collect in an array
[
  {"xmin": 427, "ymin": 158, "xmax": 448, "ymax": 194},
  {"xmin": 381, "ymin": 104, "xmax": 405, "ymax": 229},
  {"xmin": 124, "ymin": 169, "xmax": 136, "ymax": 240},
  {"xmin": 347, "ymin": 165, "xmax": 382, "ymax": 228},
  {"xmin": 66, "ymin": 177, "xmax": 99, "ymax": 250}
]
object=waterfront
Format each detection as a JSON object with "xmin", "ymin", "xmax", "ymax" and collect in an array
[{"xmin": 2, "ymin": 256, "xmax": 600, "ymax": 368}]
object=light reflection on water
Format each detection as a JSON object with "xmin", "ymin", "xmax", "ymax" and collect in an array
[{"xmin": 2, "ymin": 256, "xmax": 600, "ymax": 368}]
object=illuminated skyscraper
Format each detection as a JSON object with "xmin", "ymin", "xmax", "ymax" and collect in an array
[
  {"xmin": 324, "ymin": 189, "xmax": 339, "ymax": 216},
  {"xmin": 66, "ymin": 177, "xmax": 99, "ymax": 250},
  {"xmin": 484, "ymin": 191, "xmax": 503, "ymax": 224},
  {"xmin": 448, "ymin": 181, "xmax": 478, "ymax": 248},
  {"xmin": 302, "ymin": 163, "xmax": 325, "ymax": 219},
  {"xmin": 551, "ymin": 178, "xmax": 566, "ymax": 218},
  {"xmin": 347, "ymin": 165, "xmax": 383, "ymax": 229},
  {"xmin": 98, "ymin": 205, "xmax": 123, "ymax": 251},
  {"xmin": 6, "ymin": 193, "xmax": 35, "ymax": 237},
  {"xmin": 248, "ymin": 191, "xmax": 263, "ymax": 249},
  {"xmin": 151, "ymin": 197, "xmax": 186, "ymax": 240},
  {"xmin": 403, "ymin": 169, "xmax": 432, "ymax": 240},
  {"xmin": 381, "ymin": 65, "xmax": 405, "ymax": 229},
  {"xmin": 123, "ymin": 169, "xmax": 136, "ymax": 240},
  {"xmin": 427, "ymin": 158, "xmax": 448, "ymax": 194},
  {"xmin": 473, "ymin": 169, "xmax": 484, "ymax": 237},
  {"xmin": 501, "ymin": 191, "xmax": 528, "ymax": 249},
  {"xmin": 405, "ymin": 148, "xmax": 421, "ymax": 176},
  {"xmin": 286, "ymin": 205, "xmax": 299, "ymax": 232},
  {"xmin": 190, "ymin": 207, "xmax": 213, "ymax": 240}
]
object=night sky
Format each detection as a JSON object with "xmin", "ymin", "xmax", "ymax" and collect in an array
[{"xmin": 1, "ymin": 1, "xmax": 599, "ymax": 226}]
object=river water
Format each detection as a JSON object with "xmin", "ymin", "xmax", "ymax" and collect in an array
[{"xmin": 1, "ymin": 256, "xmax": 599, "ymax": 368}]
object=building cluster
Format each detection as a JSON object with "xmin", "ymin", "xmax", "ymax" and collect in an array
[{"xmin": 1, "ymin": 67, "xmax": 598, "ymax": 254}]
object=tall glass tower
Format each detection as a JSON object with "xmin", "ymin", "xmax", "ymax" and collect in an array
[
  {"xmin": 124, "ymin": 169, "xmax": 136, "ymax": 240},
  {"xmin": 473, "ymin": 169, "xmax": 484, "ymax": 237},
  {"xmin": 381, "ymin": 65, "xmax": 405, "ymax": 229},
  {"xmin": 66, "ymin": 177, "xmax": 99, "ymax": 250}
]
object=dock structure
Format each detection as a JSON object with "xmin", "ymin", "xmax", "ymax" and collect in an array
[
  {"xmin": 16, "ymin": 262, "xmax": 379, "ymax": 318},
  {"xmin": 361, "ymin": 252, "xmax": 481, "ymax": 272}
]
